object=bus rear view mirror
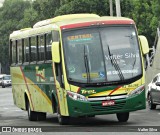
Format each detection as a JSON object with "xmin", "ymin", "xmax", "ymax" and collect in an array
[
  {"xmin": 139, "ymin": 35, "xmax": 149, "ymax": 55},
  {"xmin": 52, "ymin": 42, "xmax": 60, "ymax": 63}
]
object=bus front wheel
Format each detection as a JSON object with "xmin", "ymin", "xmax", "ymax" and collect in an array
[
  {"xmin": 57, "ymin": 106, "xmax": 70, "ymax": 125},
  {"xmin": 116, "ymin": 112, "xmax": 129, "ymax": 122}
]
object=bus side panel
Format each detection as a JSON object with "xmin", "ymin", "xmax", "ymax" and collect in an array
[
  {"xmin": 11, "ymin": 67, "xmax": 26, "ymax": 110},
  {"xmin": 22, "ymin": 63, "xmax": 55, "ymax": 113},
  {"xmin": 11, "ymin": 63, "xmax": 57, "ymax": 114}
]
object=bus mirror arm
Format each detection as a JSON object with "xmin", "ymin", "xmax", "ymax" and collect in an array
[
  {"xmin": 138, "ymin": 35, "xmax": 149, "ymax": 55},
  {"xmin": 52, "ymin": 42, "xmax": 60, "ymax": 63}
]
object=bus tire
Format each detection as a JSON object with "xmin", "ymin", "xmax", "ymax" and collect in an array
[
  {"xmin": 37, "ymin": 112, "xmax": 46, "ymax": 121},
  {"xmin": 57, "ymin": 106, "xmax": 70, "ymax": 125},
  {"xmin": 2, "ymin": 85, "xmax": 5, "ymax": 88},
  {"xmin": 88, "ymin": 115, "xmax": 95, "ymax": 117},
  {"xmin": 52, "ymin": 94, "xmax": 57, "ymax": 113},
  {"xmin": 116, "ymin": 112, "xmax": 129, "ymax": 122},
  {"xmin": 27, "ymin": 99, "xmax": 38, "ymax": 121},
  {"xmin": 148, "ymin": 93, "xmax": 156, "ymax": 110}
]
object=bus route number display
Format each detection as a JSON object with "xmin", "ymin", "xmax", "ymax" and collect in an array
[{"xmin": 67, "ymin": 34, "xmax": 93, "ymax": 42}]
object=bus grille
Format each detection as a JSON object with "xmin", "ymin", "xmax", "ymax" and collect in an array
[
  {"xmin": 88, "ymin": 94, "xmax": 127, "ymax": 102},
  {"xmin": 91, "ymin": 101, "xmax": 126, "ymax": 112}
]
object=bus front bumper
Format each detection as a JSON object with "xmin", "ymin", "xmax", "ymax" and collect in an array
[{"xmin": 67, "ymin": 90, "xmax": 146, "ymax": 117}]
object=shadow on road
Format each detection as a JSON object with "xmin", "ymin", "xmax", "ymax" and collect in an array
[{"xmin": 45, "ymin": 114, "xmax": 135, "ymax": 126}]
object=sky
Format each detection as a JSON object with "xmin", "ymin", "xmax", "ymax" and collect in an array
[{"xmin": 0, "ymin": 0, "xmax": 5, "ymax": 7}]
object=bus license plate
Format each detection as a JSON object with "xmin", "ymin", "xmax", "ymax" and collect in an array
[{"xmin": 102, "ymin": 100, "xmax": 115, "ymax": 106}]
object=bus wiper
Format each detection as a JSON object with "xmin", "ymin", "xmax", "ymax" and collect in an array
[
  {"xmin": 84, "ymin": 45, "xmax": 91, "ymax": 83},
  {"xmin": 107, "ymin": 45, "xmax": 124, "ymax": 81}
]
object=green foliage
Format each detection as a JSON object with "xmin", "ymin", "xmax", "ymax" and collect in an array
[
  {"xmin": 0, "ymin": 0, "xmax": 30, "ymax": 72},
  {"xmin": 19, "ymin": 8, "xmax": 39, "ymax": 28},
  {"xmin": 33, "ymin": 0, "xmax": 61, "ymax": 20},
  {"xmin": 55, "ymin": 0, "xmax": 109, "ymax": 16},
  {"xmin": 121, "ymin": 0, "xmax": 133, "ymax": 17},
  {"xmin": 130, "ymin": 0, "xmax": 154, "ymax": 45}
]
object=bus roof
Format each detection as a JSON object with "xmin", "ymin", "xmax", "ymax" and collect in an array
[
  {"xmin": 58, "ymin": 16, "xmax": 134, "ymax": 30},
  {"xmin": 10, "ymin": 14, "xmax": 134, "ymax": 40}
]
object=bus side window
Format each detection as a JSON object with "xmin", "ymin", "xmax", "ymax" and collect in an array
[
  {"xmin": 52, "ymin": 31, "xmax": 59, "ymax": 42},
  {"xmin": 30, "ymin": 36, "xmax": 37, "ymax": 62},
  {"xmin": 55, "ymin": 63, "xmax": 59, "ymax": 76},
  {"xmin": 9, "ymin": 40, "xmax": 12, "ymax": 65},
  {"xmin": 52, "ymin": 31, "xmax": 60, "ymax": 76},
  {"xmin": 52, "ymin": 31, "xmax": 63, "ymax": 87},
  {"xmin": 24, "ymin": 38, "xmax": 30, "ymax": 63},
  {"xmin": 12, "ymin": 40, "xmax": 17, "ymax": 64},
  {"xmin": 17, "ymin": 40, "xmax": 22, "ymax": 64},
  {"xmin": 46, "ymin": 33, "xmax": 52, "ymax": 60},
  {"xmin": 38, "ymin": 35, "xmax": 45, "ymax": 61}
]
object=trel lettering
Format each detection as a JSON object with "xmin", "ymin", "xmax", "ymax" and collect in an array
[
  {"xmin": 35, "ymin": 66, "xmax": 46, "ymax": 82},
  {"xmin": 81, "ymin": 90, "xmax": 96, "ymax": 94}
]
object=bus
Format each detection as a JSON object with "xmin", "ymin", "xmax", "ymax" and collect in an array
[{"xmin": 10, "ymin": 14, "xmax": 149, "ymax": 125}]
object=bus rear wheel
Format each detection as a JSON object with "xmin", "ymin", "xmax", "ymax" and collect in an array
[
  {"xmin": 27, "ymin": 100, "xmax": 46, "ymax": 121},
  {"xmin": 116, "ymin": 112, "xmax": 129, "ymax": 122},
  {"xmin": 57, "ymin": 106, "xmax": 70, "ymax": 125},
  {"xmin": 27, "ymin": 100, "xmax": 38, "ymax": 121},
  {"xmin": 37, "ymin": 112, "xmax": 46, "ymax": 121}
]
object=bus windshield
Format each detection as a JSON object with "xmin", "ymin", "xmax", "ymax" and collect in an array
[{"xmin": 63, "ymin": 26, "xmax": 142, "ymax": 85}]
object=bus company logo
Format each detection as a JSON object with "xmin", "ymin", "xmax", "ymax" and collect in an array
[
  {"xmin": 35, "ymin": 66, "xmax": 46, "ymax": 82},
  {"xmin": 105, "ymin": 96, "xmax": 111, "ymax": 100}
]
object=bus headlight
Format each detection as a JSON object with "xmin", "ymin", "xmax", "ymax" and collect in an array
[
  {"xmin": 67, "ymin": 91, "xmax": 88, "ymax": 101},
  {"xmin": 128, "ymin": 85, "xmax": 145, "ymax": 97}
]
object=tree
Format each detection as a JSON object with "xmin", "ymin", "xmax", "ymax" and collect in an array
[
  {"xmin": 32, "ymin": 0, "xmax": 61, "ymax": 20},
  {"xmin": 121, "ymin": 0, "xmax": 155, "ymax": 47},
  {"xmin": 19, "ymin": 8, "xmax": 39, "ymax": 28},
  {"xmin": 130, "ymin": 0, "xmax": 154, "ymax": 46},
  {"xmin": 55, "ymin": 0, "xmax": 109, "ymax": 16},
  {"xmin": 0, "ymin": 0, "xmax": 30, "ymax": 73},
  {"xmin": 150, "ymin": 0, "xmax": 160, "ymax": 42}
]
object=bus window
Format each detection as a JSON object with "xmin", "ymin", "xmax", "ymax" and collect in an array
[
  {"xmin": 53, "ymin": 31, "xmax": 59, "ymax": 42},
  {"xmin": 24, "ymin": 38, "xmax": 29, "ymax": 63},
  {"xmin": 31, "ymin": 36, "xmax": 37, "ymax": 62},
  {"xmin": 17, "ymin": 40, "xmax": 22, "ymax": 64},
  {"xmin": 46, "ymin": 33, "xmax": 52, "ymax": 60},
  {"xmin": 38, "ymin": 35, "xmax": 45, "ymax": 61},
  {"xmin": 12, "ymin": 40, "xmax": 17, "ymax": 64}
]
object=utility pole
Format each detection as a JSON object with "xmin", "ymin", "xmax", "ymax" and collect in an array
[
  {"xmin": 109, "ymin": 0, "xmax": 113, "ymax": 16},
  {"xmin": 115, "ymin": 0, "xmax": 121, "ymax": 17}
]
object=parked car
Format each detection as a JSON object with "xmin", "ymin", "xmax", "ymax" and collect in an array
[
  {"xmin": 1, "ymin": 75, "xmax": 11, "ymax": 88},
  {"xmin": 0, "ymin": 74, "xmax": 6, "ymax": 86},
  {"xmin": 147, "ymin": 73, "xmax": 160, "ymax": 109}
]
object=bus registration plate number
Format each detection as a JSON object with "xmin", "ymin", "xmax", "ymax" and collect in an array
[{"xmin": 102, "ymin": 100, "xmax": 115, "ymax": 106}]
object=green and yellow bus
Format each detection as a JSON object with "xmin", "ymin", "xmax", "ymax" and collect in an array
[{"xmin": 10, "ymin": 14, "xmax": 149, "ymax": 124}]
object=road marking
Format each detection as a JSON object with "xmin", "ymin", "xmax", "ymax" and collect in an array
[
  {"xmin": 2, "ymin": 107, "xmax": 23, "ymax": 112},
  {"xmin": 14, "ymin": 110, "xmax": 22, "ymax": 112}
]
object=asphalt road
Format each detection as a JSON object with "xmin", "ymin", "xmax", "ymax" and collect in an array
[{"xmin": 0, "ymin": 87, "xmax": 160, "ymax": 134}]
